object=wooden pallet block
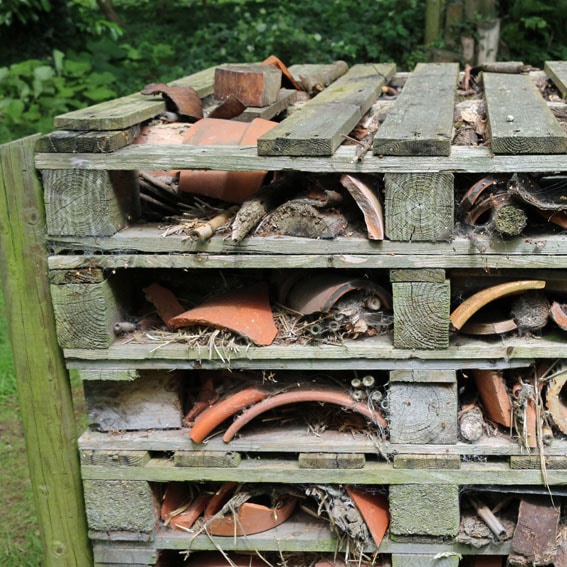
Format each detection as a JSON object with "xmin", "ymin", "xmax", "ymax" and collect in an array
[
  {"xmin": 484, "ymin": 72, "xmax": 567, "ymax": 154},
  {"xmin": 391, "ymin": 554, "xmax": 460, "ymax": 567},
  {"xmin": 545, "ymin": 60, "xmax": 567, "ymax": 98},
  {"xmin": 373, "ymin": 62, "xmax": 459, "ymax": 156},
  {"xmin": 391, "ymin": 269, "xmax": 450, "ymax": 349}
]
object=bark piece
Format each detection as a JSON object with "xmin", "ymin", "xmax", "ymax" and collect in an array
[
  {"xmin": 214, "ymin": 64, "xmax": 282, "ymax": 107},
  {"xmin": 168, "ymin": 282, "xmax": 277, "ymax": 346}
]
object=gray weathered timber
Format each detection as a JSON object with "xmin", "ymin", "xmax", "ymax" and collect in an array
[
  {"xmin": 54, "ymin": 66, "xmax": 216, "ymax": 131},
  {"xmin": 390, "ymin": 268, "xmax": 447, "ymax": 283},
  {"xmin": 257, "ymin": 63, "xmax": 396, "ymax": 156},
  {"xmin": 392, "ymin": 279, "xmax": 450, "ymax": 349},
  {"xmin": 81, "ymin": 449, "xmax": 151, "ymax": 467},
  {"xmin": 83, "ymin": 371, "xmax": 183, "ymax": 431},
  {"xmin": 80, "ymin": 458, "xmax": 563, "ymax": 484},
  {"xmin": 385, "ymin": 172, "xmax": 454, "ymax": 241},
  {"xmin": 43, "ymin": 169, "xmax": 140, "ymax": 236},
  {"xmin": 61, "ymin": 332, "xmax": 561, "ymax": 369},
  {"xmin": 484, "ymin": 72, "xmax": 567, "ymax": 154},
  {"xmin": 509, "ymin": 455, "xmax": 567, "ymax": 469},
  {"xmin": 298, "ymin": 453, "xmax": 366, "ymax": 469},
  {"xmin": 80, "ymin": 427, "xmax": 567, "ymax": 457},
  {"xmin": 374, "ymin": 62, "xmax": 458, "ymax": 156},
  {"xmin": 0, "ymin": 136, "xmax": 92, "ymax": 566},
  {"xmin": 174, "ymin": 450, "xmax": 241, "ymax": 468},
  {"xmin": 35, "ymin": 143, "xmax": 567, "ymax": 172},
  {"xmin": 388, "ymin": 371, "xmax": 457, "ymax": 444},
  {"xmin": 83, "ymin": 479, "xmax": 157, "ymax": 533},
  {"xmin": 389, "ymin": 484, "xmax": 460, "ymax": 537},
  {"xmin": 393, "ymin": 455, "xmax": 461, "ymax": 469},
  {"xmin": 36, "ymin": 125, "xmax": 141, "ymax": 153},
  {"xmin": 50, "ymin": 279, "xmax": 122, "ymax": 349},
  {"xmin": 544, "ymin": 61, "xmax": 567, "ymax": 99},
  {"xmin": 392, "ymin": 554, "xmax": 459, "ymax": 567},
  {"xmin": 239, "ymin": 88, "xmax": 298, "ymax": 121}
]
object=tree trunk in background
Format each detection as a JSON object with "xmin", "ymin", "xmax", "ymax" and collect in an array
[
  {"xmin": 95, "ymin": 0, "xmax": 123, "ymax": 25},
  {"xmin": 425, "ymin": 0, "xmax": 446, "ymax": 45}
]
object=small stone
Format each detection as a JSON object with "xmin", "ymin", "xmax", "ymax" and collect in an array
[{"xmin": 506, "ymin": 115, "xmax": 514, "ymax": 122}]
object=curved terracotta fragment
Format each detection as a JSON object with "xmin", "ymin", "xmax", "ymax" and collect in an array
[
  {"xmin": 472, "ymin": 369, "xmax": 512, "ymax": 428},
  {"xmin": 141, "ymin": 82, "xmax": 203, "ymax": 121},
  {"xmin": 178, "ymin": 117, "xmax": 277, "ymax": 203},
  {"xmin": 207, "ymin": 94, "xmax": 246, "ymax": 120},
  {"xmin": 184, "ymin": 376, "xmax": 219, "ymax": 425},
  {"xmin": 204, "ymin": 482, "xmax": 239, "ymax": 519},
  {"xmin": 285, "ymin": 274, "xmax": 392, "ymax": 315},
  {"xmin": 459, "ymin": 175, "xmax": 508, "ymax": 210},
  {"xmin": 345, "ymin": 486, "xmax": 389, "ymax": 548},
  {"xmin": 189, "ymin": 385, "xmax": 271, "ymax": 443},
  {"xmin": 161, "ymin": 481, "xmax": 188, "ymax": 521},
  {"xmin": 207, "ymin": 496, "xmax": 297, "ymax": 536},
  {"xmin": 142, "ymin": 283, "xmax": 186, "ymax": 326},
  {"xmin": 546, "ymin": 367, "xmax": 567, "ymax": 434},
  {"xmin": 262, "ymin": 55, "xmax": 303, "ymax": 90},
  {"xmin": 339, "ymin": 174, "xmax": 384, "ymax": 240},
  {"xmin": 450, "ymin": 280, "xmax": 546, "ymax": 331},
  {"xmin": 168, "ymin": 282, "xmax": 278, "ymax": 347},
  {"xmin": 550, "ymin": 301, "xmax": 567, "ymax": 331},
  {"xmin": 539, "ymin": 209, "xmax": 567, "ymax": 228},
  {"xmin": 169, "ymin": 493, "xmax": 210, "ymax": 531},
  {"xmin": 222, "ymin": 387, "xmax": 387, "ymax": 442},
  {"xmin": 461, "ymin": 317, "xmax": 518, "ymax": 336}
]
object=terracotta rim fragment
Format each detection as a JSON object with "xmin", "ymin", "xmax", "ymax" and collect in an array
[
  {"xmin": 141, "ymin": 83, "xmax": 203, "ymax": 121},
  {"xmin": 262, "ymin": 55, "xmax": 303, "ymax": 90},
  {"xmin": 161, "ymin": 481, "xmax": 188, "ymax": 521},
  {"xmin": 189, "ymin": 385, "xmax": 271, "ymax": 443},
  {"xmin": 550, "ymin": 301, "xmax": 567, "ymax": 331},
  {"xmin": 169, "ymin": 494, "xmax": 210, "ymax": 531},
  {"xmin": 345, "ymin": 486, "xmax": 389, "ymax": 548},
  {"xmin": 142, "ymin": 283, "xmax": 186, "ymax": 326},
  {"xmin": 204, "ymin": 482, "xmax": 239, "ymax": 519},
  {"xmin": 222, "ymin": 387, "xmax": 387, "ymax": 442},
  {"xmin": 168, "ymin": 282, "xmax": 278, "ymax": 346},
  {"xmin": 460, "ymin": 317, "xmax": 518, "ymax": 336},
  {"xmin": 450, "ymin": 280, "xmax": 546, "ymax": 331}
]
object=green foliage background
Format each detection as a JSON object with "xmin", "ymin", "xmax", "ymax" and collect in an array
[{"xmin": 1, "ymin": 0, "xmax": 566, "ymax": 144}]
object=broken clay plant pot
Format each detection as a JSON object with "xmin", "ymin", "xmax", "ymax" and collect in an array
[
  {"xmin": 345, "ymin": 486, "xmax": 389, "ymax": 549},
  {"xmin": 545, "ymin": 364, "xmax": 567, "ymax": 434},
  {"xmin": 472, "ymin": 369, "xmax": 512, "ymax": 428},
  {"xmin": 178, "ymin": 117, "xmax": 278, "ymax": 203},
  {"xmin": 168, "ymin": 282, "xmax": 278, "ymax": 347},
  {"xmin": 283, "ymin": 273, "xmax": 392, "ymax": 316},
  {"xmin": 222, "ymin": 386, "xmax": 387, "ymax": 442},
  {"xmin": 169, "ymin": 494, "xmax": 210, "ymax": 530}
]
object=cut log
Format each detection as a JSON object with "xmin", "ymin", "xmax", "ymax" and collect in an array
[{"xmin": 214, "ymin": 64, "xmax": 282, "ymax": 107}]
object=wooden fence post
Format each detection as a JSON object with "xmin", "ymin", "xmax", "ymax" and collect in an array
[{"xmin": 0, "ymin": 135, "xmax": 92, "ymax": 566}]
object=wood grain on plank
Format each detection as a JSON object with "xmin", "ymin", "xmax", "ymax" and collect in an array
[{"xmin": 545, "ymin": 60, "xmax": 567, "ymax": 98}]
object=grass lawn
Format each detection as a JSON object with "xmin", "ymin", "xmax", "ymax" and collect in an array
[{"xmin": 0, "ymin": 292, "xmax": 43, "ymax": 566}]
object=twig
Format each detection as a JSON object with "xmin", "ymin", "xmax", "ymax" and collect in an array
[{"xmin": 468, "ymin": 495, "xmax": 507, "ymax": 539}]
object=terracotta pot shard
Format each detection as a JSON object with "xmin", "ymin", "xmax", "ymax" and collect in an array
[
  {"xmin": 169, "ymin": 493, "xmax": 210, "ymax": 531},
  {"xmin": 472, "ymin": 369, "xmax": 513, "ymax": 428},
  {"xmin": 168, "ymin": 282, "xmax": 278, "ymax": 347},
  {"xmin": 261, "ymin": 55, "xmax": 303, "ymax": 90},
  {"xmin": 178, "ymin": 117, "xmax": 278, "ymax": 203},
  {"xmin": 450, "ymin": 280, "xmax": 546, "ymax": 331},
  {"xmin": 340, "ymin": 174, "xmax": 384, "ymax": 240},
  {"xmin": 189, "ymin": 385, "xmax": 271, "ymax": 444},
  {"xmin": 143, "ymin": 283, "xmax": 186, "ymax": 327},
  {"xmin": 141, "ymin": 82, "xmax": 203, "ymax": 121},
  {"xmin": 345, "ymin": 486, "xmax": 389, "ymax": 549},
  {"xmin": 222, "ymin": 386, "xmax": 387, "ymax": 442},
  {"xmin": 545, "ymin": 365, "xmax": 567, "ymax": 434},
  {"xmin": 550, "ymin": 301, "xmax": 567, "ymax": 331}
]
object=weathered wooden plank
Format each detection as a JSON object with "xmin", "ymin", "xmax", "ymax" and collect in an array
[
  {"xmin": 0, "ymin": 136, "xmax": 92, "ymax": 566},
  {"xmin": 50, "ymin": 278, "xmax": 122, "ymax": 349},
  {"xmin": 81, "ymin": 449, "xmax": 151, "ymax": 467},
  {"xmin": 35, "ymin": 143, "xmax": 567, "ymax": 172},
  {"xmin": 484, "ymin": 72, "xmax": 567, "ymax": 154},
  {"xmin": 43, "ymin": 169, "xmax": 140, "ymax": 236},
  {"xmin": 392, "ymin": 554, "xmax": 460, "ymax": 567},
  {"xmin": 36, "ymin": 125, "xmax": 141, "ymax": 153},
  {"xmin": 544, "ymin": 60, "xmax": 567, "ymax": 99},
  {"xmin": 393, "ymin": 455, "xmax": 461, "ymax": 469},
  {"xmin": 83, "ymin": 479, "xmax": 158, "ymax": 535},
  {"xmin": 81, "ymin": 457, "xmax": 567, "ymax": 485},
  {"xmin": 174, "ymin": 450, "xmax": 241, "ymax": 468},
  {"xmin": 389, "ymin": 484, "xmax": 460, "ymax": 537},
  {"xmin": 54, "ymin": 66, "xmax": 216, "ymax": 130},
  {"xmin": 384, "ymin": 172, "xmax": 454, "ymax": 241},
  {"xmin": 83, "ymin": 371, "xmax": 183, "ymax": 431},
  {"xmin": 374, "ymin": 62, "xmax": 458, "ymax": 156},
  {"xmin": 257, "ymin": 63, "xmax": 396, "ymax": 156},
  {"xmin": 239, "ymin": 88, "xmax": 298, "ymax": 121},
  {"xmin": 79, "ymin": 369, "xmax": 140, "ymax": 381},
  {"xmin": 298, "ymin": 452, "xmax": 366, "ymax": 469},
  {"xmin": 390, "ymin": 268, "xmax": 447, "ymax": 283},
  {"xmin": 510, "ymin": 455, "xmax": 567, "ymax": 469},
  {"xmin": 92, "ymin": 542, "xmax": 157, "ymax": 565},
  {"xmin": 389, "ymin": 369, "xmax": 456, "ymax": 384},
  {"xmin": 388, "ymin": 373, "xmax": 457, "ymax": 444}
]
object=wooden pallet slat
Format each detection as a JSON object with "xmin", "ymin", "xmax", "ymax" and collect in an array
[
  {"xmin": 53, "ymin": 66, "xmax": 216, "ymax": 131},
  {"xmin": 257, "ymin": 63, "xmax": 396, "ymax": 156},
  {"xmin": 373, "ymin": 62, "xmax": 459, "ymax": 156},
  {"xmin": 545, "ymin": 60, "xmax": 567, "ymax": 98},
  {"xmin": 484, "ymin": 71, "xmax": 567, "ymax": 154}
]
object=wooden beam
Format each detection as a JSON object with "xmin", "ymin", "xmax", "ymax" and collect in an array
[
  {"xmin": 484, "ymin": 72, "xmax": 567, "ymax": 154},
  {"xmin": 545, "ymin": 60, "xmax": 567, "ymax": 99},
  {"xmin": 0, "ymin": 135, "xmax": 92, "ymax": 565}
]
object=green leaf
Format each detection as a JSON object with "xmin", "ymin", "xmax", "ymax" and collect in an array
[
  {"xmin": 34, "ymin": 65, "xmax": 54, "ymax": 82},
  {"xmin": 52, "ymin": 49, "xmax": 65, "ymax": 76}
]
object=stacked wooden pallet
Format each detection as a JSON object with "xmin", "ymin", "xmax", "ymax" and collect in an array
[{"xmin": 31, "ymin": 60, "xmax": 567, "ymax": 566}]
